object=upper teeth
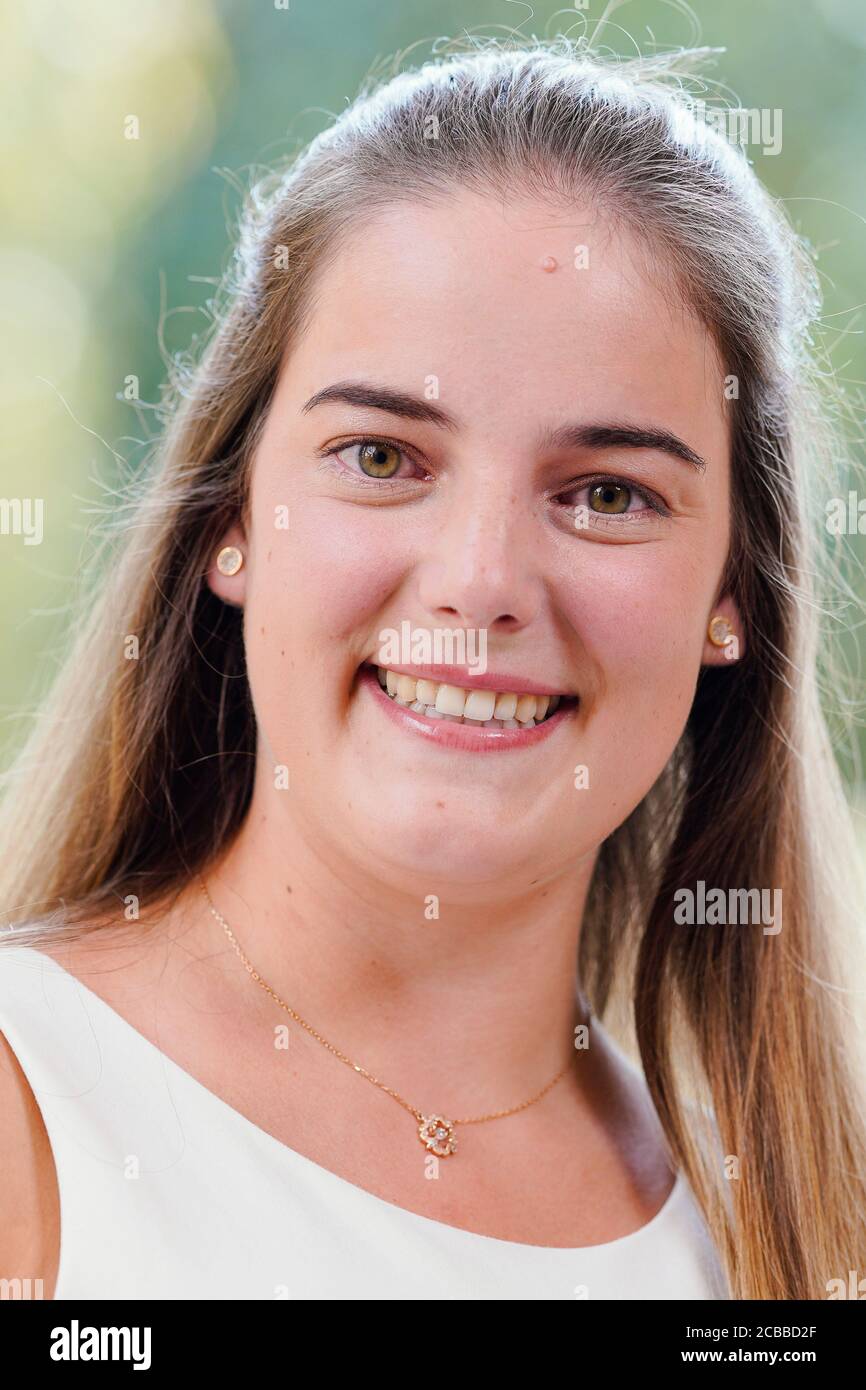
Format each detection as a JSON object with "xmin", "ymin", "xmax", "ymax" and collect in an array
[{"xmin": 376, "ymin": 667, "xmax": 562, "ymax": 726}]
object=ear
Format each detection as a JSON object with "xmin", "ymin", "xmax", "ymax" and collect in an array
[
  {"xmin": 702, "ymin": 594, "xmax": 745, "ymax": 666},
  {"xmin": 206, "ymin": 522, "xmax": 247, "ymax": 608}
]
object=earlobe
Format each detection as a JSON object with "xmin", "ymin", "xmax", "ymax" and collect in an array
[{"xmin": 206, "ymin": 526, "xmax": 247, "ymax": 607}]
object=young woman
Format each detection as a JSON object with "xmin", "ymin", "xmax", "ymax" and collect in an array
[{"xmin": 1, "ymin": 38, "xmax": 864, "ymax": 1301}]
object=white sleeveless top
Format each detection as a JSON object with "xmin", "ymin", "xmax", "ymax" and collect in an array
[{"xmin": 0, "ymin": 943, "xmax": 729, "ymax": 1300}]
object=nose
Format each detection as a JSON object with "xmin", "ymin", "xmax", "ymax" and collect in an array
[{"xmin": 416, "ymin": 482, "xmax": 542, "ymax": 633}]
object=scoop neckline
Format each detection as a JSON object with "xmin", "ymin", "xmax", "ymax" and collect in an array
[{"xmin": 7, "ymin": 943, "xmax": 687, "ymax": 1257}]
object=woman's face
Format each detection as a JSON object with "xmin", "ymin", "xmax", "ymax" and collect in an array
[{"xmin": 211, "ymin": 189, "xmax": 739, "ymax": 894}]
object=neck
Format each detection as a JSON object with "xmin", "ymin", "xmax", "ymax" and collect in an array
[{"xmin": 190, "ymin": 794, "xmax": 597, "ymax": 1105}]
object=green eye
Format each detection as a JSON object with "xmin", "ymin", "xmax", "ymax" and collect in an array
[
  {"xmin": 589, "ymin": 481, "xmax": 631, "ymax": 514},
  {"xmin": 358, "ymin": 442, "xmax": 402, "ymax": 478}
]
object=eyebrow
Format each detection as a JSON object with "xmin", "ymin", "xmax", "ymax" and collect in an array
[
  {"xmin": 302, "ymin": 380, "xmax": 457, "ymax": 430},
  {"xmin": 538, "ymin": 421, "xmax": 707, "ymax": 473},
  {"xmin": 301, "ymin": 380, "xmax": 707, "ymax": 472}
]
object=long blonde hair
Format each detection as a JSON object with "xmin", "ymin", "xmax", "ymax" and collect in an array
[{"xmin": 2, "ymin": 36, "xmax": 865, "ymax": 1299}]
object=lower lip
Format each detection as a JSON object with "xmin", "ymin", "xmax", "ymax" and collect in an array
[{"xmin": 357, "ymin": 666, "xmax": 577, "ymax": 753}]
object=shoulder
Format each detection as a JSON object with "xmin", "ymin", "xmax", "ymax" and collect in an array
[
  {"xmin": 0, "ymin": 982, "xmax": 61, "ymax": 1295},
  {"xmin": 0, "ymin": 892, "xmax": 199, "ymax": 1000},
  {"xmin": 0, "ymin": 912, "xmax": 185, "ymax": 1297}
]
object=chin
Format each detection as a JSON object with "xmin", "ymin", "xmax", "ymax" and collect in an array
[{"xmin": 347, "ymin": 800, "xmax": 562, "ymax": 894}]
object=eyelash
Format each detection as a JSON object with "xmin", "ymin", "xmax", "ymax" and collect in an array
[
  {"xmin": 318, "ymin": 437, "xmax": 429, "ymax": 486},
  {"xmin": 558, "ymin": 473, "xmax": 670, "ymax": 522},
  {"xmin": 318, "ymin": 436, "xmax": 669, "ymax": 520}
]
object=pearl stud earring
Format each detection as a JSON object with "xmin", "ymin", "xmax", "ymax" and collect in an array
[
  {"xmin": 216, "ymin": 545, "xmax": 244, "ymax": 577},
  {"xmin": 707, "ymin": 614, "xmax": 733, "ymax": 646}
]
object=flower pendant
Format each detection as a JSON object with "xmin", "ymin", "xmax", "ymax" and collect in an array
[{"xmin": 418, "ymin": 1114, "xmax": 458, "ymax": 1157}]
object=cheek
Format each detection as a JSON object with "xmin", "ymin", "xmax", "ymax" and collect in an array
[
  {"xmin": 561, "ymin": 548, "xmax": 709, "ymax": 796},
  {"xmin": 241, "ymin": 490, "xmax": 414, "ymax": 751},
  {"xmin": 252, "ymin": 485, "xmax": 410, "ymax": 646}
]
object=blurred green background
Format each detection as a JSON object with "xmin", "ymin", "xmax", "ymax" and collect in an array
[{"xmin": 1, "ymin": 0, "xmax": 865, "ymax": 828}]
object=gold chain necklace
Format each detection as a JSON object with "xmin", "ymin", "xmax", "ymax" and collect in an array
[{"xmin": 199, "ymin": 876, "xmax": 576, "ymax": 1158}]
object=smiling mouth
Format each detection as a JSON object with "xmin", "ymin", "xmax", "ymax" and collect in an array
[{"xmin": 370, "ymin": 665, "xmax": 576, "ymax": 729}]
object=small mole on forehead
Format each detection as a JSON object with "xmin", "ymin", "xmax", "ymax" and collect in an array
[{"xmin": 540, "ymin": 255, "xmax": 558, "ymax": 272}]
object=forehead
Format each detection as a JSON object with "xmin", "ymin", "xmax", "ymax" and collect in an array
[{"xmin": 283, "ymin": 188, "xmax": 727, "ymax": 449}]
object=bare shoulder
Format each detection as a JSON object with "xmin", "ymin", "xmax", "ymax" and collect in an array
[
  {"xmin": 0, "ymin": 1022, "xmax": 60, "ymax": 1296},
  {"xmin": 0, "ymin": 907, "xmax": 186, "ymax": 1298},
  {"xmin": 38, "ymin": 922, "xmax": 167, "ymax": 986},
  {"xmin": 23, "ymin": 896, "xmax": 201, "ymax": 1002}
]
